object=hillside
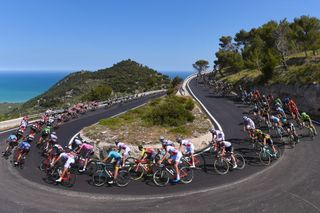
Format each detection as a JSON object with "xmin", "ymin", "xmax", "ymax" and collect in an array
[
  {"xmin": 19, "ymin": 59, "xmax": 171, "ymax": 114},
  {"xmin": 216, "ymin": 54, "xmax": 320, "ymax": 86}
]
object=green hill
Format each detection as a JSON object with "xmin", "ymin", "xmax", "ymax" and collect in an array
[{"xmin": 19, "ymin": 59, "xmax": 171, "ymax": 114}]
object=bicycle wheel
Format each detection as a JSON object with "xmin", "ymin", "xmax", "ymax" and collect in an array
[
  {"xmin": 214, "ymin": 158, "xmax": 229, "ymax": 175},
  {"xmin": 308, "ymin": 127, "xmax": 315, "ymax": 140},
  {"xmin": 234, "ymin": 153, "xmax": 246, "ymax": 170},
  {"xmin": 63, "ymin": 173, "xmax": 76, "ymax": 187},
  {"xmin": 115, "ymin": 170, "xmax": 131, "ymax": 187},
  {"xmin": 153, "ymin": 169, "xmax": 169, "ymax": 187},
  {"xmin": 180, "ymin": 167, "xmax": 193, "ymax": 184},
  {"xmin": 259, "ymin": 149, "xmax": 271, "ymax": 165},
  {"xmin": 128, "ymin": 164, "xmax": 144, "ymax": 181},
  {"xmin": 86, "ymin": 160, "xmax": 101, "ymax": 176},
  {"xmin": 92, "ymin": 170, "xmax": 107, "ymax": 187},
  {"xmin": 273, "ymin": 145, "xmax": 281, "ymax": 159},
  {"xmin": 289, "ymin": 135, "xmax": 295, "ymax": 148},
  {"xmin": 46, "ymin": 168, "xmax": 60, "ymax": 184},
  {"xmin": 39, "ymin": 158, "xmax": 49, "ymax": 171}
]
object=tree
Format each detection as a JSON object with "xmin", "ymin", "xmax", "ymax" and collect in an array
[
  {"xmin": 291, "ymin": 15, "xmax": 320, "ymax": 56},
  {"xmin": 261, "ymin": 49, "xmax": 280, "ymax": 82},
  {"xmin": 219, "ymin": 36, "xmax": 236, "ymax": 51},
  {"xmin": 171, "ymin": 76, "xmax": 183, "ymax": 87},
  {"xmin": 274, "ymin": 19, "xmax": 290, "ymax": 70},
  {"xmin": 193, "ymin": 60, "xmax": 209, "ymax": 75}
]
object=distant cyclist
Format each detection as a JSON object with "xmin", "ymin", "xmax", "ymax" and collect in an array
[
  {"xmin": 2, "ymin": 134, "xmax": 18, "ymax": 157},
  {"xmin": 14, "ymin": 140, "xmax": 31, "ymax": 165},
  {"xmin": 243, "ymin": 116, "xmax": 255, "ymax": 138},
  {"xmin": 301, "ymin": 112, "xmax": 317, "ymax": 136}
]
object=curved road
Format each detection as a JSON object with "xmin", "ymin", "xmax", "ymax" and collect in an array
[{"xmin": 0, "ymin": 78, "xmax": 319, "ymax": 212}]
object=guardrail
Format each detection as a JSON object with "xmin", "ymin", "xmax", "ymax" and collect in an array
[{"xmin": 0, "ymin": 89, "xmax": 166, "ymax": 132}]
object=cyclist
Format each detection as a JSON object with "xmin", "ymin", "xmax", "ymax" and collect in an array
[
  {"xmin": 102, "ymin": 147, "xmax": 122, "ymax": 181},
  {"xmin": 281, "ymin": 117, "xmax": 299, "ymax": 143},
  {"xmin": 254, "ymin": 129, "xmax": 277, "ymax": 156},
  {"xmin": 276, "ymin": 106, "xmax": 286, "ymax": 118},
  {"xmin": 51, "ymin": 150, "xmax": 76, "ymax": 183},
  {"xmin": 176, "ymin": 137, "xmax": 195, "ymax": 168},
  {"xmin": 159, "ymin": 136, "xmax": 174, "ymax": 147},
  {"xmin": 115, "ymin": 140, "xmax": 131, "ymax": 167},
  {"xmin": 158, "ymin": 143, "xmax": 182, "ymax": 183},
  {"xmin": 77, "ymin": 141, "xmax": 94, "ymax": 172},
  {"xmin": 138, "ymin": 145, "xmax": 156, "ymax": 164},
  {"xmin": 2, "ymin": 134, "xmax": 18, "ymax": 157},
  {"xmin": 44, "ymin": 132, "xmax": 58, "ymax": 153},
  {"xmin": 14, "ymin": 140, "xmax": 31, "ymax": 165},
  {"xmin": 270, "ymin": 115, "xmax": 281, "ymax": 128},
  {"xmin": 26, "ymin": 132, "xmax": 36, "ymax": 143},
  {"xmin": 209, "ymin": 128, "xmax": 225, "ymax": 149},
  {"xmin": 301, "ymin": 112, "xmax": 317, "ymax": 136},
  {"xmin": 37, "ymin": 126, "xmax": 51, "ymax": 146},
  {"xmin": 286, "ymin": 98, "xmax": 300, "ymax": 120},
  {"xmin": 69, "ymin": 137, "xmax": 83, "ymax": 151},
  {"xmin": 20, "ymin": 115, "xmax": 29, "ymax": 129},
  {"xmin": 217, "ymin": 140, "xmax": 237, "ymax": 169},
  {"xmin": 243, "ymin": 116, "xmax": 255, "ymax": 138}
]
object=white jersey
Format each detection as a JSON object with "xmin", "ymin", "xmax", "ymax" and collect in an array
[
  {"xmin": 50, "ymin": 134, "xmax": 58, "ymax": 142},
  {"xmin": 213, "ymin": 130, "xmax": 225, "ymax": 142},
  {"xmin": 180, "ymin": 139, "xmax": 192, "ymax": 147},
  {"xmin": 245, "ymin": 118, "xmax": 255, "ymax": 129},
  {"xmin": 166, "ymin": 146, "xmax": 179, "ymax": 155}
]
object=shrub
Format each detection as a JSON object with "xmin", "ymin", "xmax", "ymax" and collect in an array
[{"xmin": 143, "ymin": 96, "xmax": 195, "ymax": 127}]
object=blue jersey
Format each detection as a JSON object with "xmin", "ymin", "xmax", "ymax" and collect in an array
[
  {"xmin": 108, "ymin": 151, "xmax": 121, "ymax": 160},
  {"xmin": 18, "ymin": 141, "xmax": 31, "ymax": 150}
]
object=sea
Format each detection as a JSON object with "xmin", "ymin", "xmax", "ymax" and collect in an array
[{"xmin": 0, "ymin": 70, "xmax": 194, "ymax": 103}]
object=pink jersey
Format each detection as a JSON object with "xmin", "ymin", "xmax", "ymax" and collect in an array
[{"xmin": 80, "ymin": 143, "xmax": 93, "ymax": 152}]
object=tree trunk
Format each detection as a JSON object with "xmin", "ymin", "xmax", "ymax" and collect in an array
[{"xmin": 281, "ymin": 53, "xmax": 288, "ymax": 71}]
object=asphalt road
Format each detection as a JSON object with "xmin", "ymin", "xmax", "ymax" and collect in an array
[{"xmin": 0, "ymin": 79, "xmax": 319, "ymax": 213}]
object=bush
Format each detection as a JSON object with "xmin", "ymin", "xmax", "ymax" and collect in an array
[{"xmin": 143, "ymin": 96, "xmax": 195, "ymax": 127}]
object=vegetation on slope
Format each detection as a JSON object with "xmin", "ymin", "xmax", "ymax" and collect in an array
[
  {"xmin": 209, "ymin": 15, "xmax": 320, "ymax": 85},
  {"xmin": 18, "ymin": 59, "xmax": 171, "ymax": 114}
]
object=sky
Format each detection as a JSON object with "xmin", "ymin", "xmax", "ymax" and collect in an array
[{"xmin": 0, "ymin": 0, "xmax": 319, "ymax": 72}]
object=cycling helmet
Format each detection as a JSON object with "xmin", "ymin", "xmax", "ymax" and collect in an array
[
  {"xmin": 243, "ymin": 116, "xmax": 249, "ymax": 121},
  {"xmin": 281, "ymin": 117, "xmax": 287, "ymax": 123},
  {"xmin": 23, "ymin": 115, "xmax": 29, "ymax": 120},
  {"xmin": 52, "ymin": 132, "xmax": 56, "ymax": 135},
  {"xmin": 209, "ymin": 127, "xmax": 215, "ymax": 133},
  {"xmin": 159, "ymin": 136, "xmax": 165, "ymax": 142},
  {"xmin": 176, "ymin": 136, "xmax": 182, "ymax": 143},
  {"xmin": 114, "ymin": 139, "xmax": 120, "ymax": 145},
  {"xmin": 138, "ymin": 145, "xmax": 143, "ymax": 151},
  {"xmin": 301, "ymin": 112, "xmax": 307, "ymax": 117},
  {"xmin": 284, "ymin": 97, "xmax": 290, "ymax": 104}
]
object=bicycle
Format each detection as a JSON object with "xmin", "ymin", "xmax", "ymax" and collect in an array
[
  {"xmin": 259, "ymin": 144, "xmax": 281, "ymax": 166},
  {"xmin": 13, "ymin": 148, "xmax": 28, "ymax": 168},
  {"xmin": 92, "ymin": 162, "xmax": 131, "ymax": 187},
  {"xmin": 128, "ymin": 158, "xmax": 155, "ymax": 181},
  {"xmin": 181, "ymin": 153, "xmax": 201, "ymax": 169},
  {"xmin": 153, "ymin": 162, "xmax": 193, "ymax": 187},
  {"xmin": 45, "ymin": 166, "xmax": 77, "ymax": 187},
  {"xmin": 213, "ymin": 151, "xmax": 245, "ymax": 175},
  {"xmin": 2, "ymin": 141, "xmax": 18, "ymax": 160}
]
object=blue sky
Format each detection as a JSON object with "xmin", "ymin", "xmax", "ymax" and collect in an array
[{"xmin": 0, "ymin": 0, "xmax": 319, "ymax": 72}]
